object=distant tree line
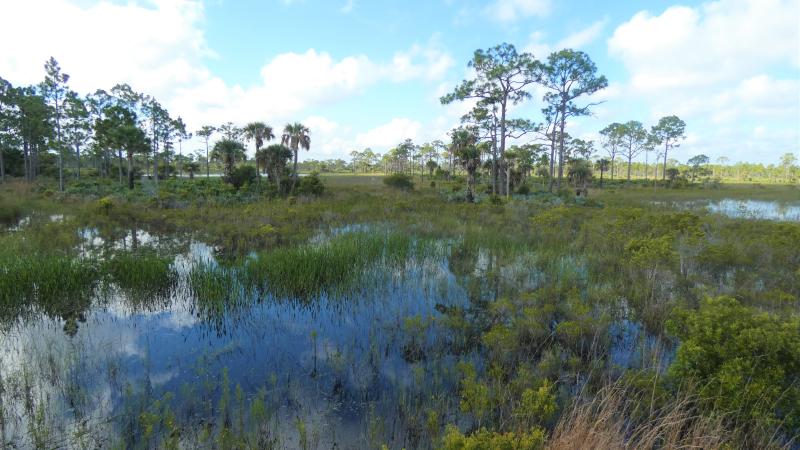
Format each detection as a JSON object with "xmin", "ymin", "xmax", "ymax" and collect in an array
[{"xmin": 0, "ymin": 58, "xmax": 315, "ymax": 194}]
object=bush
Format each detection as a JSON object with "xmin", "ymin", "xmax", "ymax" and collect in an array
[
  {"xmin": 516, "ymin": 184, "xmax": 530, "ymax": 195},
  {"xmin": 296, "ymin": 172, "xmax": 326, "ymax": 196},
  {"xmin": 383, "ymin": 173, "xmax": 414, "ymax": 191},
  {"xmin": 227, "ymin": 165, "xmax": 258, "ymax": 190},
  {"xmin": 667, "ymin": 296, "xmax": 800, "ymax": 436}
]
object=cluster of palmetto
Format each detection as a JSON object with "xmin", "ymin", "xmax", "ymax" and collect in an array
[
  {"xmin": 196, "ymin": 121, "xmax": 309, "ymax": 193},
  {"xmin": 437, "ymin": 43, "xmax": 688, "ymax": 201}
]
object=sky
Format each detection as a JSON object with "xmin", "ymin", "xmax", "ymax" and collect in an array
[{"xmin": 0, "ymin": 0, "xmax": 798, "ymax": 164}]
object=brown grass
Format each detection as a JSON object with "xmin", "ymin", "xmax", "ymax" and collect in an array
[{"xmin": 547, "ymin": 383, "xmax": 731, "ymax": 450}]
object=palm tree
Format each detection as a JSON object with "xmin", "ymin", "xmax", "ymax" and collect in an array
[
  {"xmin": 195, "ymin": 125, "xmax": 216, "ymax": 177},
  {"xmin": 281, "ymin": 122, "xmax": 311, "ymax": 191},
  {"xmin": 211, "ymin": 138, "xmax": 246, "ymax": 181},
  {"xmin": 264, "ymin": 143, "xmax": 293, "ymax": 193},
  {"xmin": 595, "ymin": 158, "xmax": 610, "ymax": 188},
  {"xmin": 186, "ymin": 161, "xmax": 200, "ymax": 179},
  {"xmin": 255, "ymin": 147, "xmax": 269, "ymax": 175},
  {"xmin": 243, "ymin": 122, "xmax": 274, "ymax": 174},
  {"xmin": 450, "ymin": 127, "xmax": 480, "ymax": 203},
  {"xmin": 568, "ymin": 159, "xmax": 593, "ymax": 197}
]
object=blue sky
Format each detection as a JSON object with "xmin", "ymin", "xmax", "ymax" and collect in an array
[{"xmin": 1, "ymin": 0, "xmax": 798, "ymax": 164}]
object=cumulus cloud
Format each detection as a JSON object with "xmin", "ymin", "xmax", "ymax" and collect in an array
[
  {"xmin": 604, "ymin": 0, "xmax": 800, "ymax": 161},
  {"xmin": 524, "ymin": 19, "xmax": 607, "ymax": 58},
  {"xmin": 0, "ymin": 0, "xmax": 209, "ymax": 98},
  {"xmin": 356, "ymin": 118, "xmax": 423, "ymax": 149},
  {"xmin": 608, "ymin": 0, "xmax": 799, "ymax": 92},
  {"xmin": 485, "ymin": 0, "xmax": 551, "ymax": 22}
]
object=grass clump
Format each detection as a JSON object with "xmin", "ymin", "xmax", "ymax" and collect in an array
[
  {"xmin": 105, "ymin": 249, "xmax": 177, "ymax": 303},
  {"xmin": 0, "ymin": 254, "xmax": 98, "ymax": 321},
  {"xmin": 246, "ymin": 231, "xmax": 415, "ymax": 299}
]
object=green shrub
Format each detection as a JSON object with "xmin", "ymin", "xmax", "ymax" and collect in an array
[
  {"xmin": 296, "ymin": 172, "xmax": 326, "ymax": 196},
  {"xmin": 227, "ymin": 165, "xmax": 258, "ymax": 190},
  {"xmin": 441, "ymin": 425, "xmax": 545, "ymax": 450},
  {"xmin": 667, "ymin": 296, "xmax": 800, "ymax": 435},
  {"xmin": 383, "ymin": 173, "xmax": 414, "ymax": 191}
]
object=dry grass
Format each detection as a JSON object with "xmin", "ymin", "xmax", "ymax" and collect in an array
[{"xmin": 547, "ymin": 383, "xmax": 731, "ymax": 450}]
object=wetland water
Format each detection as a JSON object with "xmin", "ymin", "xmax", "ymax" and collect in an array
[
  {"xmin": 0, "ymin": 226, "xmax": 569, "ymax": 448},
  {"xmin": 663, "ymin": 198, "xmax": 800, "ymax": 221}
]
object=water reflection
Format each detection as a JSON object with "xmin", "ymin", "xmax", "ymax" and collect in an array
[
  {"xmin": 661, "ymin": 199, "xmax": 800, "ymax": 221},
  {"xmin": 0, "ymin": 236, "xmax": 475, "ymax": 448}
]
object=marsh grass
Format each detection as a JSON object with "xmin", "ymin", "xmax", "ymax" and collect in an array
[
  {"xmin": 104, "ymin": 249, "xmax": 178, "ymax": 304},
  {"xmin": 0, "ymin": 254, "xmax": 98, "ymax": 320},
  {"xmin": 244, "ymin": 231, "xmax": 429, "ymax": 299}
]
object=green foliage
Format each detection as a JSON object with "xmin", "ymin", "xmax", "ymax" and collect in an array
[
  {"xmin": 105, "ymin": 249, "xmax": 176, "ymax": 301},
  {"xmin": 296, "ymin": 171, "xmax": 326, "ymax": 196},
  {"xmin": 245, "ymin": 231, "xmax": 417, "ymax": 299},
  {"xmin": 441, "ymin": 424, "xmax": 546, "ymax": 450},
  {"xmin": 227, "ymin": 165, "xmax": 258, "ymax": 190},
  {"xmin": 383, "ymin": 173, "xmax": 414, "ymax": 191},
  {"xmin": 667, "ymin": 296, "xmax": 800, "ymax": 435}
]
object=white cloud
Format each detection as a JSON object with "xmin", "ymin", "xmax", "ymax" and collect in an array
[
  {"xmin": 524, "ymin": 19, "xmax": 607, "ymax": 57},
  {"xmin": 486, "ymin": 0, "xmax": 551, "ymax": 22},
  {"xmin": 557, "ymin": 20, "xmax": 607, "ymax": 49},
  {"xmin": 608, "ymin": 0, "xmax": 799, "ymax": 92},
  {"xmin": 341, "ymin": 0, "xmax": 355, "ymax": 13},
  {"xmin": 602, "ymin": 0, "xmax": 800, "ymax": 162},
  {"xmin": 356, "ymin": 118, "xmax": 422, "ymax": 149},
  {"xmin": 0, "ymin": 0, "xmax": 209, "ymax": 99}
]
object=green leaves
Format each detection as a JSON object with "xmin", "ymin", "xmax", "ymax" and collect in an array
[{"xmin": 667, "ymin": 296, "xmax": 800, "ymax": 434}]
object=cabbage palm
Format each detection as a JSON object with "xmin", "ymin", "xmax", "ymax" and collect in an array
[
  {"xmin": 450, "ymin": 127, "xmax": 480, "ymax": 202},
  {"xmin": 281, "ymin": 122, "xmax": 311, "ymax": 191},
  {"xmin": 244, "ymin": 121, "xmax": 274, "ymax": 174},
  {"xmin": 595, "ymin": 158, "xmax": 610, "ymax": 187},
  {"xmin": 568, "ymin": 159, "xmax": 593, "ymax": 196},
  {"xmin": 211, "ymin": 138, "xmax": 246, "ymax": 181},
  {"xmin": 264, "ymin": 143, "xmax": 293, "ymax": 193}
]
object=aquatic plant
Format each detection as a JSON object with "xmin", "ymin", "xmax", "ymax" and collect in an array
[
  {"xmin": 104, "ymin": 249, "xmax": 177, "ymax": 303},
  {"xmin": 244, "ymin": 231, "xmax": 417, "ymax": 299}
]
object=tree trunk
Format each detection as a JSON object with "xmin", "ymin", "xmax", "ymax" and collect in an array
[
  {"xmin": 291, "ymin": 148, "xmax": 299, "ymax": 191},
  {"xmin": 23, "ymin": 141, "xmax": 30, "ymax": 181},
  {"xmin": 499, "ymin": 101, "xmax": 507, "ymax": 196},
  {"xmin": 627, "ymin": 155, "xmax": 633, "ymax": 181},
  {"xmin": 118, "ymin": 149, "xmax": 124, "ymax": 184},
  {"xmin": 610, "ymin": 154, "xmax": 615, "ymax": 180},
  {"xmin": 205, "ymin": 140, "xmax": 210, "ymax": 178},
  {"xmin": 127, "ymin": 151, "xmax": 135, "ymax": 189},
  {"xmin": 662, "ymin": 141, "xmax": 669, "ymax": 181},
  {"xmin": 557, "ymin": 107, "xmax": 566, "ymax": 190},
  {"xmin": 75, "ymin": 144, "xmax": 80, "ymax": 180},
  {"xmin": 0, "ymin": 148, "xmax": 5, "ymax": 182}
]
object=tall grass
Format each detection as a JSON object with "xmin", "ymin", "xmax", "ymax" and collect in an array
[
  {"xmin": 244, "ymin": 231, "xmax": 418, "ymax": 299},
  {"xmin": 104, "ymin": 249, "xmax": 177, "ymax": 304},
  {"xmin": 548, "ymin": 383, "xmax": 731, "ymax": 450},
  {"xmin": 0, "ymin": 254, "xmax": 98, "ymax": 320}
]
